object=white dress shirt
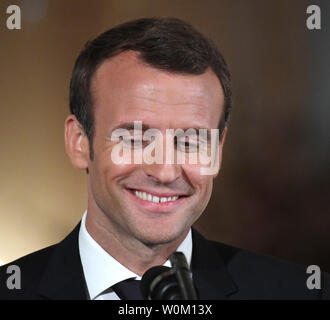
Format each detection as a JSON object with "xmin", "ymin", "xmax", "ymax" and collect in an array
[{"xmin": 78, "ymin": 211, "xmax": 192, "ymax": 300}]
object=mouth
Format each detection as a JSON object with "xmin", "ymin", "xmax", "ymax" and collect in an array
[{"xmin": 125, "ymin": 188, "xmax": 189, "ymax": 212}]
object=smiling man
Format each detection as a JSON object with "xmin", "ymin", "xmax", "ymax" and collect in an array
[
  {"xmin": 1, "ymin": 17, "xmax": 330, "ymax": 300},
  {"xmin": 70, "ymin": 50, "xmax": 225, "ymax": 275}
]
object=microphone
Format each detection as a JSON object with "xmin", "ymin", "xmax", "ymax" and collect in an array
[{"xmin": 140, "ymin": 252, "xmax": 198, "ymax": 300}]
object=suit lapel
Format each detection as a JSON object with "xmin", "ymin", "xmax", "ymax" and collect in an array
[
  {"xmin": 191, "ymin": 228, "xmax": 238, "ymax": 299},
  {"xmin": 37, "ymin": 223, "xmax": 88, "ymax": 300}
]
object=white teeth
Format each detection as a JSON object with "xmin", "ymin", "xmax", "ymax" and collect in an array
[{"xmin": 133, "ymin": 190, "xmax": 179, "ymax": 203}]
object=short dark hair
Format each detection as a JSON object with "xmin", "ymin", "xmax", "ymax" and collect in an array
[{"xmin": 69, "ymin": 17, "xmax": 232, "ymax": 160}]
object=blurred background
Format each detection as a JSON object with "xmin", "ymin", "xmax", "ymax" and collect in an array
[{"xmin": 0, "ymin": 0, "xmax": 329, "ymax": 271}]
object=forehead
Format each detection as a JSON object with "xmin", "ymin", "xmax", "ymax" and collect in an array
[{"xmin": 90, "ymin": 51, "xmax": 224, "ymax": 129}]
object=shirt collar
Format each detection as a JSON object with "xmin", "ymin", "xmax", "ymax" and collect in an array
[{"xmin": 78, "ymin": 210, "xmax": 192, "ymax": 300}]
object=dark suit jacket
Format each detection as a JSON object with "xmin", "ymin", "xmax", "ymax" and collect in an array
[{"xmin": 1, "ymin": 223, "xmax": 329, "ymax": 299}]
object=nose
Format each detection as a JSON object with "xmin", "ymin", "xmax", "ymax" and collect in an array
[
  {"xmin": 141, "ymin": 130, "xmax": 182, "ymax": 184},
  {"xmin": 142, "ymin": 162, "xmax": 181, "ymax": 184}
]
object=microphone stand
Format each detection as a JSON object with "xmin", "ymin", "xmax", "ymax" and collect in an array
[{"xmin": 170, "ymin": 252, "xmax": 198, "ymax": 300}]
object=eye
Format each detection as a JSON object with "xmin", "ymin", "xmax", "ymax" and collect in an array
[
  {"xmin": 122, "ymin": 135, "xmax": 151, "ymax": 149},
  {"xmin": 176, "ymin": 136, "xmax": 199, "ymax": 152}
]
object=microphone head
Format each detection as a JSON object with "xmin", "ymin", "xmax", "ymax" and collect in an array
[{"xmin": 141, "ymin": 265, "xmax": 179, "ymax": 300}]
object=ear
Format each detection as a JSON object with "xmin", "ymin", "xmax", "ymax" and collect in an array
[
  {"xmin": 213, "ymin": 126, "xmax": 228, "ymax": 179},
  {"xmin": 64, "ymin": 115, "xmax": 90, "ymax": 169}
]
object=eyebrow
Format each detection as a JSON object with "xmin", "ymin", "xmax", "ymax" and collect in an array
[{"xmin": 111, "ymin": 122, "xmax": 151, "ymax": 133}]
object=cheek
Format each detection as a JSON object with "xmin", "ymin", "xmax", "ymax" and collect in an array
[
  {"xmin": 89, "ymin": 153, "xmax": 125, "ymax": 194},
  {"xmin": 182, "ymin": 164, "xmax": 214, "ymax": 196},
  {"xmin": 93, "ymin": 141, "xmax": 131, "ymax": 177},
  {"xmin": 101, "ymin": 161, "xmax": 135, "ymax": 192}
]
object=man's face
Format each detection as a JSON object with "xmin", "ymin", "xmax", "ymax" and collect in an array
[{"xmin": 87, "ymin": 51, "xmax": 225, "ymax": 246}]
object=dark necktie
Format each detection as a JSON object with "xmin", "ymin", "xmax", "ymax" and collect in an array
[{"xmin": 112, "ymin": 279, "xmax": 144, "ymax": 300}]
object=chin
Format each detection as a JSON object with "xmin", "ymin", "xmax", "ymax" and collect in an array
[{"xmin": 133, "ymin": 225, "xmax": 187, "ymax": 246}]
